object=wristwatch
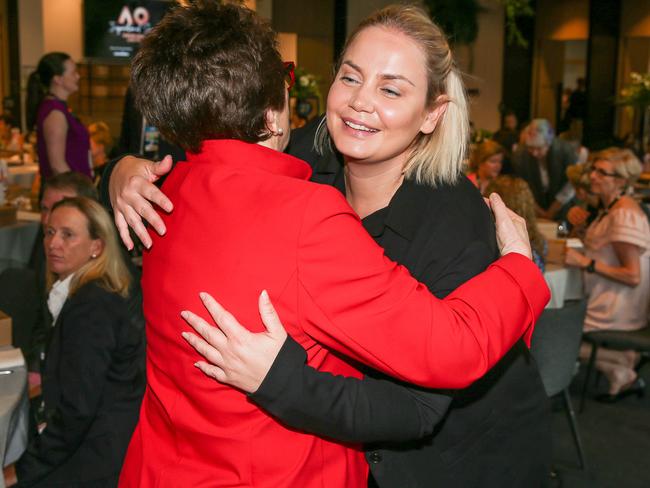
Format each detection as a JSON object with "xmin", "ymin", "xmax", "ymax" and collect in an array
[{"xmin": 585, "ymin": 259, "xmax": 596, "ymax": 273}]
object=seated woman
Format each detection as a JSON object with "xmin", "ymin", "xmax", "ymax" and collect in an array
[
  {"xmin": 486, "ymin": 175, "xmax": 547, "ymax": 272},
  {"xmin": 565, "ymin": 148, "xmax": 650, "ymax": 400},
  {"xmin": 7, "ymin": 197, "xmax": 145, "ymax": 487},
  {"xmin": 111, "ymin": 3, "xmax": 548, "ymax": 487},
  {"xmin": 562, "ymin": 162, "xmax": 600, "ymax": 237},
  {"xmin": 466, "ymin": 140, "xmax": 505, "ymax": 195}
]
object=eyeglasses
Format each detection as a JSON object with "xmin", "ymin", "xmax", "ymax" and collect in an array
[
  {"xmin": 284, "ymin": 61, "xmax": 295, "ymax": 92},
  {"xmin": 590, "ymin": 167, "xmax": 619, "ymax": 178}
]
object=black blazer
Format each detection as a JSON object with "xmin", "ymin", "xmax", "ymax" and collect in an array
[
  {"xmin": 251, "ymin": 118, "xmax": 551, "ymax": 487},
  {"xmin": 16, "ymin": 281, "xmax": 145, "ymax": 487},
  {"xmin": 511, "ymin": 138, "xmax": 577, "ymax": 210}
]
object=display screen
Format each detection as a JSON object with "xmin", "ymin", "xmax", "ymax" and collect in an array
[{"xmin": 84, "ymin": 0, "xmax": 173, "ymax": 60}]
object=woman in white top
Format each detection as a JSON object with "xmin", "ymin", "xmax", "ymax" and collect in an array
[{"xmin": 566, "ymin": 148, "xmax": 650, "ymax": 400}]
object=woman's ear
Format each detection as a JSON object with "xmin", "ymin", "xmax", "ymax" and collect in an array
[
  {"xmin": 90, "ymin": 239, "xmax": 104, "ymax": 259},
  {"xmin": 420, "ymin": 97, "xmax": 448, "ymax": 135},
  {"xmin": 264, "ymin": 108, "xmax": 280, "ymax": 136}
]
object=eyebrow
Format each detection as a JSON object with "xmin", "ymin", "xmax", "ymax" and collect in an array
[{"xmin": 342, "ymin": 60, "xmax": 416, "ymax": 87}]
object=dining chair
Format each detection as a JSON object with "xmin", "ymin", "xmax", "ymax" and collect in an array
[
  {"xmin": 530, "ymin": 299, "xmax": 588, "ymax": 471},
  {"xmin": 0, "ymin": 267, "xmax": 40, "ymax": 356},
  {"xmin": 580, "ymin": 326, "xmax": 650, "ymax": 412}
]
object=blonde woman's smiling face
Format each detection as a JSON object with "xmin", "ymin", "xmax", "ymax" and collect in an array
[{"xmin": 326, "ymin": 26, "xmax": 440, "ymax": 172}]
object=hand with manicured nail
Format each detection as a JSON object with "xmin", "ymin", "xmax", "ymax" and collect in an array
[
  {"xmin": 181, "ymin": 290, "xmax": 288, "ymax": 393},
  {"xmin": 109, "ymin": 154, "xmax": 175, "ymax": 249}
]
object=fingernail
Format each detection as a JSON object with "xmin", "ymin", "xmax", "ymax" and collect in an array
[
  {"xmin": 261, "ymin": 290, "xmax": 269, "ymax": 300},
  {"xmin": 193, "ymin": 362, "xmax": 200, "ymax": 368},
  {"xmin": 181, "ymin": 331, "xmax": 189, "ymax": 340},
  {"xmin": 180, "ymin": 311, "xmax": 189, "ymax": 319},
  {"xmin": 199, "ymin": 292, "xmax": 208, "ymax": 301}
]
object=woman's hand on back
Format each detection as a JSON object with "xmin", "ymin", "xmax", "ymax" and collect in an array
[
  {"xmin": 181, "ymin": 290, "xmax": 288, "ymax": 393},
  {"xmin": 109, "ymin": 155, "xmax": 174, "ymax": 249},
  {"xmin": 486, "ymin": 193, "xmax": 533, "ymax": 260}
]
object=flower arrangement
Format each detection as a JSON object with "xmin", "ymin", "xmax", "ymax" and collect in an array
[
  {"xmin": 289, "ymin": 67, "xmax": 321, "ymax": 101},
  {"xmin": 619, "ymin": 72, "xmax": 650, "ymax": 108}
]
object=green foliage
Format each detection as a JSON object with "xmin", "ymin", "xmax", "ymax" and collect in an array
[
  {"xmin": 289, "ymin": 67, "xmax": 322, "ymax": 100},
  {"xmin": 422, "ymin": 0, "xmax": 534, "ymax": 48},
  {"xmin": 501, "ymin": 0, "xmax": 534, "ymax": 48},
  {"xmin": 618, "ymin": 72, "xmax": 650, "ymax": 109}
]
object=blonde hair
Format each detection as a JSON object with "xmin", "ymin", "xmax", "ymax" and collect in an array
[
  {"xmin": 590, "ymin": 147, "xmax": 642, "ymax": 188},
  {"xmin": 88, "ymin": 121, "xmax": 114, "ymax": 151},
  {"xmin": 485, "ymin": 176, "xmax": 546, "ymax": 258},
  {"xmin": 565, "ymin": 163, "xmax": 590, "ymax": 191},
  {"xmin": 46, "ymin": 197, "xmax": 131, "ymax": 298},
  {"xmin": 470, "ymin": 140, "xmax": 505, "ymax": 172},
  {"xmin": 316, "ymin": 4, "xmax": 469, "ymax": 187}
]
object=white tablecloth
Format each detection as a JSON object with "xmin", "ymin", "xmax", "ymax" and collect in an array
[
  {"xmin": 0, "ymin": 348, "xmax": 28, "ymax": 485},
  {"xmin": 0, "ymin": 220, "xmax": 39, "ymax": 272},
  {"xmin": 544, "ymin": 263, "xmax": 584, "ymax": 309}
]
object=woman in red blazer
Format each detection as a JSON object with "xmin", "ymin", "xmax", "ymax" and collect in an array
[{"xmin": 116, "ymin": 3, "xmax": 547, "ymax": 488}]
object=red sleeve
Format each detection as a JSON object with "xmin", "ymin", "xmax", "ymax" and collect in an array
[{"xmin": 296, "ymin": 186, "xmax": 549, "ymax": 389}]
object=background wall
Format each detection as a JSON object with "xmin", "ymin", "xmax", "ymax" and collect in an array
[{"xmin": 457, "ymin": 0, "xmax": 505, "ymax": 132}]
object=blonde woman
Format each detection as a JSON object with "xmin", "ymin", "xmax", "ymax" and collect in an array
[
  {"xmin": 565, "ymin": 148, "xmax": 650, "ymax": 401},
  {"xmin": 105, "ymin": 4, "xmax": 549, "ymax": 487},
  {"xmin": 466, "ymin": 139, "xmax": 505, "ymax": 195},
  {"xmin": 7, "ymin": 197, "xmax": 144, "ymax": 487}
]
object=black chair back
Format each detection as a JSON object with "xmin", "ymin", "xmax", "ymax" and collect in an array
[{"xmin": 530, "ymin": 299, "xmax": 587, "ymax": 397}]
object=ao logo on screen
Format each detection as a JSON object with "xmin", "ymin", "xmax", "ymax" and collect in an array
[{"xmin": 117, "ymin": 5, "xmax": 150, "ymax": 26}]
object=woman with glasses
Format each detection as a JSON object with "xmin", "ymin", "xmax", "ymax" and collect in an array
[{"xmin": 566, "ymin": 148, "xmax": 650, "ymax": 401}]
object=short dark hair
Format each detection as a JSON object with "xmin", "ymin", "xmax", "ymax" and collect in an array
[
  {"xmin": 43, "ymin": 171, "xmax": 98, "ymax": 201},
  {"xmin": 131, "ymin": 1, "xmax": 285, "ymax": 153}
]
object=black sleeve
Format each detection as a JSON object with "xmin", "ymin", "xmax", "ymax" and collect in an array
[
  {"xmin": 251, "ymin": 336, "xmax": 451, "ymax": 444},
  {"xmin": 250, "ymin": 236, "xmax": 495, "ymax": 444},
  {"xmin": 98, "ymin": 156, "xmax": 122, "ymax": 212},
  {"xmin": 16, "ymin": 292, "xmax": 119, "ymax": 485}
]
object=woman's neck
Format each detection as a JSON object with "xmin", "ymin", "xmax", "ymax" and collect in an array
[
  {"xmin": 600, "ymin": 190, "xmax": 622, "ymax": 208},
  {"xmin": 48, "ymin": 85, "xmax": 69, "ymax": 102},
  {"xmin": 344, "ymin": 161, "xmax": 405, "ymax": 219}
]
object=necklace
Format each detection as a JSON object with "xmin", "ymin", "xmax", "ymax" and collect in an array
[{"xmin": 597, "ymin": 195, "xmax": 621, "ymax": 221}]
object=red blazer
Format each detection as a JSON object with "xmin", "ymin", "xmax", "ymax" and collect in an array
[{"xmin": 119, "ymin": 140, "xmax": 549, "ymax": 488}]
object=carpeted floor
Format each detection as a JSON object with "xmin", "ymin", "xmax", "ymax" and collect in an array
[{"xmin": 550, "ymin": 362, "xmax": 650, "ymax": 488}]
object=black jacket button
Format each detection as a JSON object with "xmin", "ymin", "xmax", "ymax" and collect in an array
[{"xmin": 368, "ymin": 451, "xmax": 382, "ymax": 464}]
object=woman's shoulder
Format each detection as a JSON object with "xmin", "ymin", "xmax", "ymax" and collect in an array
[
  {"xmin": 610, "ymin": 197, "xmax": 648, "ymax": 223},
  {"xmin": 404, "ymin": 177, "xmax": 495, "ymax": 248},
  {"xmin": 419, "ymin": 176, "xmax": 490, "ymax": 221},
  {"xmin": 68, "ymin": 280, "xmax": 126, "ymax": 310},
  {"xmin": 38, "ymin": 98, "xmax": 67, "ymax": 117}
]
